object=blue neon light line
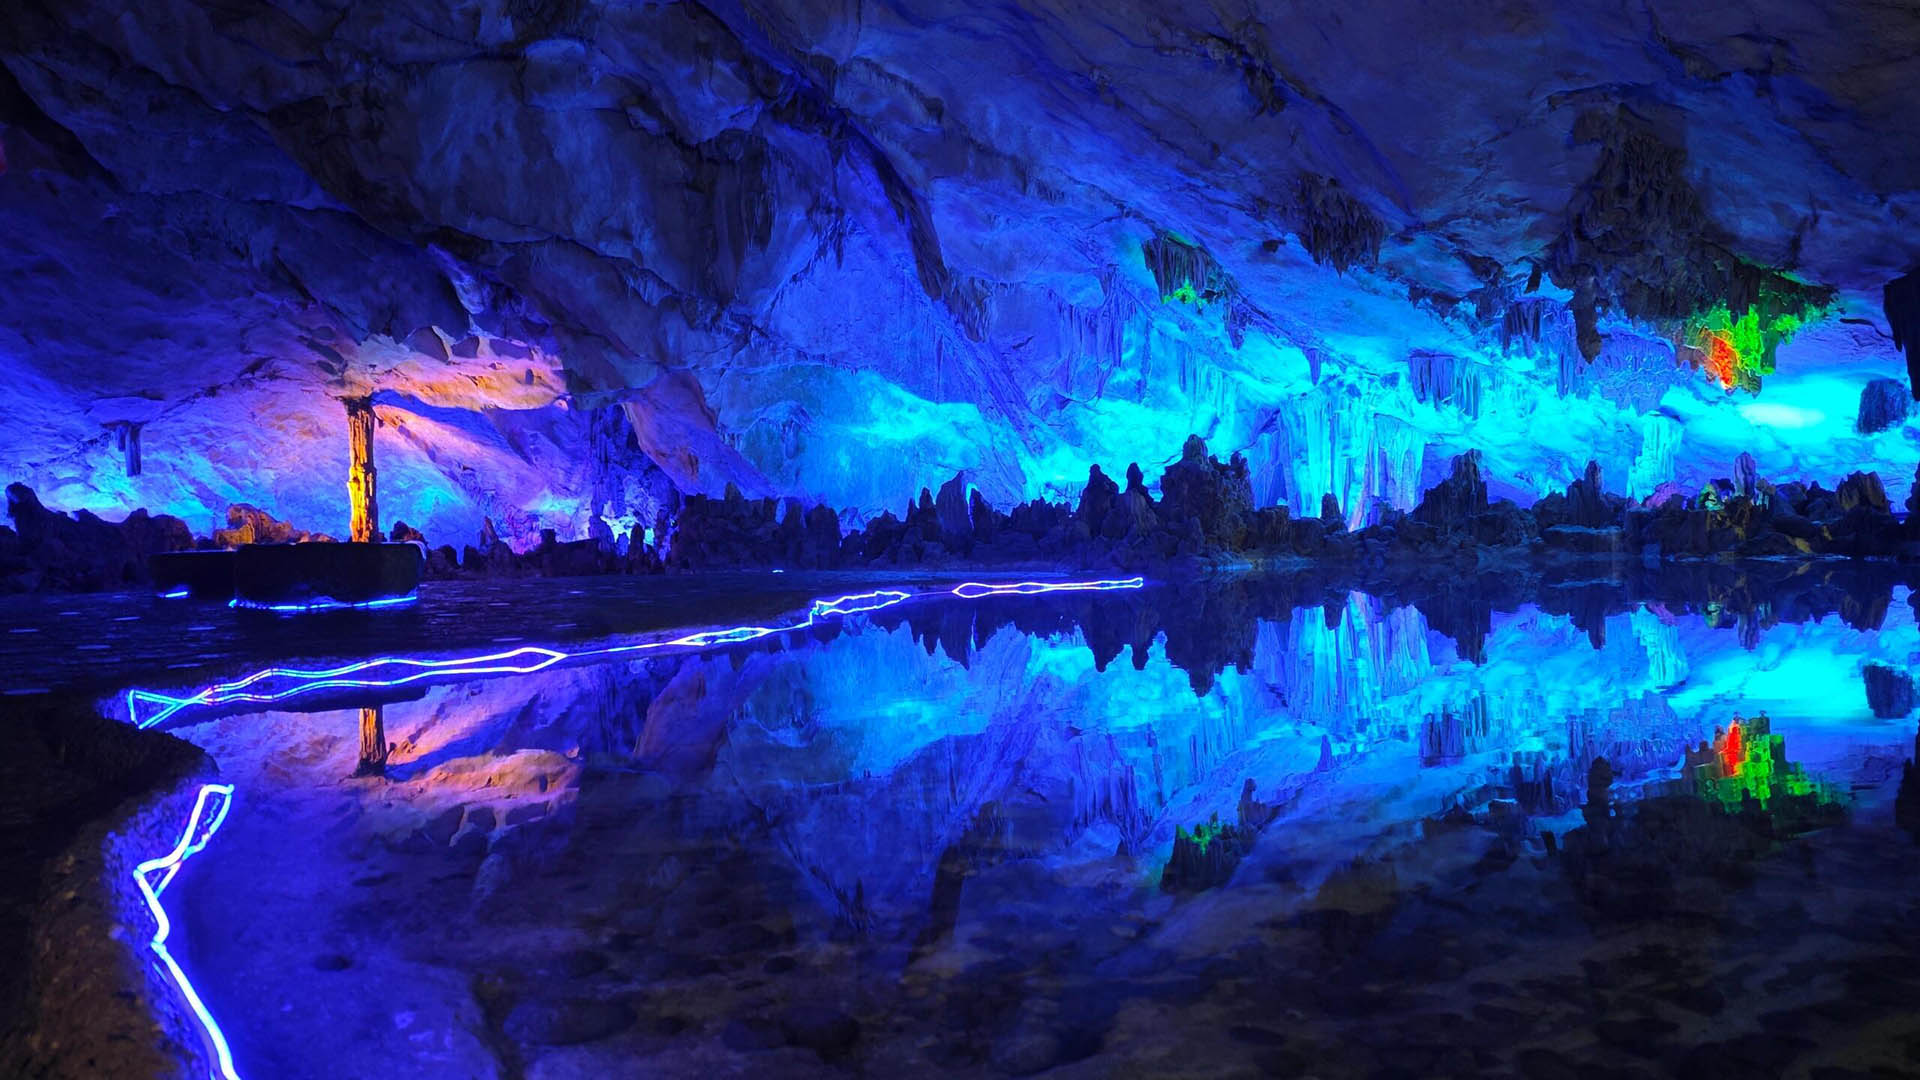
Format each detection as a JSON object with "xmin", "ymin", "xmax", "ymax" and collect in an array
[
  {"xmin": 134, "ymin": 783, "xmax": 239, "ymax": 1080},
  {"xmin": 159, "ymin": 588, "xmax": 190, "ymax": 599},
  {"xmin": 126, "ymin": 578, "xmax": 1144, "ymax": 728}
]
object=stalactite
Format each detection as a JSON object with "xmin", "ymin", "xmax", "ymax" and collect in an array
[
  {"xmin": 1374, "ymin": 416, "xmax": 1426, "ymax": 513},
  {"xmin": 1887, "ymin": 271, "xmax": 1920, "ymax": 399},
  {"xmin": 109, "ymin": 420, "xmax": 144, "ymax": 476},
  {"xmin": 1141, "ymin": 232, "xmax": 1238, "ymax": 346},
  {"xmin": 345, "ymin": 395, "xmax": 378, "ymax": 543},
  {"xmin": 1142, "ymin": 233, "xmax": 1230, "ymax": 304},
  {"xmin": 1250, "ymin": 388, "xmax": 1426, "ymax": 528},
  {"xmin": 1499, "ymin": 296, "xmax": 1555, "ymax": 351},
  {"xmin": 1545, "ymin": 108, "xmax": 1833, "ymax": 373},
  {"xmin": 1062, "ymin": 275, "xmax": 1131, "ymax": 397},
  {"xmin": 1407, "ymin": 350, "xmax": 1482, "ymax": 418},
  {"xmin": 1628, "ymin": 415, "xmax": 1681, "ymax": 500},
  {"xmin": 1295, "ymin": 173, "xmax": 1384, "ymax": 272}
]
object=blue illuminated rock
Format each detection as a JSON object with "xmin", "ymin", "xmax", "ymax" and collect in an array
[{"xmin": 1857, "ymin": 379, "xmax": 1910, "ymax": 434}]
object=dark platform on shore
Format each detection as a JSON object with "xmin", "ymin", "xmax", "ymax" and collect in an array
[
  {"xmin": 148, "ymin": 550, "xmax": 236, "ymax": 599},
  {"xmin": 150, "ymin": 542, "xmax": 422, "ymax": 609}
]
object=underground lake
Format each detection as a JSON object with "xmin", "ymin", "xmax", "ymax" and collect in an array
[{"xmin": 50, "ymin": 565, "xmax": 1920, "ymax": 1079}]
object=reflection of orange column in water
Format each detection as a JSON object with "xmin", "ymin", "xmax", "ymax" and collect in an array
[
  {"xmin": 1719, "ymin": 721, "xmax": 1744, "ymax": 776},
  {"xmin": 355, "ymin": 705, "xmax": 387, "ymax": 777}
]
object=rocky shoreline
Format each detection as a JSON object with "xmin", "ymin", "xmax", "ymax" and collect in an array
[
  {"xmin": 0, "ymin": 695, "xmax": 218, "ymax": 1080},
  {"xmin": 9, "ymin": 436, "xmax": 1920, "ymax": 594}
]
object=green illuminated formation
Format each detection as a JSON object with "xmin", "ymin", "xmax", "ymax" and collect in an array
[
  {"xmin": 1181, "ymin": 817, "xmax": 1224, "ymax": 854},
  {"xmin": 1143, "ymin": 233, "xmax": 1231, "ymax": 310},
  {"xmin": 1678, "ymin": 288, "xmax": 1830, "ymax": 394},
  {"xmin": 1683, "ymin": 713, "xmax": 1840, "ymax": 811},
  {"xmin": 1161, "ymin": 812, "xmax": 1253, "ymax": 892}
]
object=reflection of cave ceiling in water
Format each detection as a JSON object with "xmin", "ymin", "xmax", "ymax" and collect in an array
[
  {"xmin": 4, "ymin": 2, "xmax": 1920, "ymax": 545},
  {"xmin": 182, "ymin": 573, "xmax": 1920, "ymax": 935}
]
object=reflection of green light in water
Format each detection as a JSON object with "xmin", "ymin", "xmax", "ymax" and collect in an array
[
  {"xmin": 1177, "ymin": 814, "xmax": 1231, "ymax": 855},
  {"xmin": 1692, "ymin": 722, "xmax": 1838, "ymax": 811}
]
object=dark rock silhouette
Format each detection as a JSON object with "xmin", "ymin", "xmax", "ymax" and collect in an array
[
  {"xmin": 1856, "ymin": 378, "xmax": 1910, "ymax": 434},
  {"xmin": 1863, "ymin": 664, "xmax": 1916, "ymax": 718}
]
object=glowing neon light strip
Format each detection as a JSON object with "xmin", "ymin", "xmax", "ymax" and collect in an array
[
  {"xmin": 126, "ymin": 578, "xmax": 1144, "ymax": 728},
  {"xmin": 159, "ymin": 588, "xmax": 190, "ymax": 599},
  {"xmin": 134, "ymin": 783, "xmax": 239, "ymax": 1080}
]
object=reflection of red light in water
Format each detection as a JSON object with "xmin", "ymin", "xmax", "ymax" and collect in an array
[
  {"xmin": 1719, "ymin": 721, "xmax": 1744, "ymax": 775},
  {"xmin": 1702, "ymin": 331, "xmax": 1738, "ymax": 389}
]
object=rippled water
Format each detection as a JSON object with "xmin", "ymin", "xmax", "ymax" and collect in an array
[{"xmin": 154, "ymin": 572, "xmax": 1920, "ymax": 1079}]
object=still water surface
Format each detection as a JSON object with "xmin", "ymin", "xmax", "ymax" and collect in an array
[{"xmin": 157, "ymin": 572, "xmax": 1920, "ymax": 1078}]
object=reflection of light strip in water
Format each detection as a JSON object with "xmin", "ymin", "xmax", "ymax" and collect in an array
[
  {"xmin": 120, "ymin": 577, "xmax": 1141, "ymax": 1078},
  {"xmin": 135, "ymin": 783, "xmax": 240, "ymax": 1080},
  {"xmin": 228, "ymin": 594, "xmax": 419, "ymax": 613},
  {"xmin": 129, "ymin": 647, "xmax": 570, "ymax": 728},
  {"xmin": 126, "ymin": 578, "xmax": 1142, "ymax": 727},
  {"xmin": 951, "ymin": 577, "xmax": 1144, "ymax": 598}
]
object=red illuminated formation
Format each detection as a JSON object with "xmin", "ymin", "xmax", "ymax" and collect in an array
[{"xmin": 1701, "ymin": 331, "xmax": 1739, "ymax": 390}]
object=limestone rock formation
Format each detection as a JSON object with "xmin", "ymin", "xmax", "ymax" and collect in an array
[
  {"xmin": 1857, "ymin": 378, "xmax": 1911, "ymax": 434},
  {"xmin": 1412, "ymin": 452, "xmax": 1487, "ymax": 530},
  {"xmin": 4, "ymin": 482, "xmax": 191, "ymax": 591}
]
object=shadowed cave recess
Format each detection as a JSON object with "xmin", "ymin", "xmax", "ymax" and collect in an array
[{"xmin": 5, "ymin": 1, "xmax": 1920, "ymax": 1079}]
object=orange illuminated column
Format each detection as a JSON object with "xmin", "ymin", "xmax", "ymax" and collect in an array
[{"xmin": 345, "ymin": 396, "xmax": 378, "ymax": 543}]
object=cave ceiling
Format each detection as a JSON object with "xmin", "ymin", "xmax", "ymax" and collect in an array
[{"xmin": 2, "ymin": 0, "xmax": 1916, "ymax": 543}]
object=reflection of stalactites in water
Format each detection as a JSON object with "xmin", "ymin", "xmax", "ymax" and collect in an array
[
  {"xmin": 1630, "ymin": 607, "xmax": 1687, "ymax": 689},
  {"xmin": 1252, "ymin": 593, "xmax": 1435, "ymax": 739},
  {"xmin": 1562, "ymin": 694, "xmax": 1694, "ymax": 803},
  {"xmin": 1420, "ymin": 695, "xmax": 1491, "ymax": 765},
  {"xmin": 912, "ymin": 800, "xmax": 1010, "ymax": 958},
  {"xmin": 1508, "ymin": 754, "xmax": 1559, "ymax": 814},
  {"xmin": 1896, "ymin": 732, "xmax": 1920, "ymax": 841}
]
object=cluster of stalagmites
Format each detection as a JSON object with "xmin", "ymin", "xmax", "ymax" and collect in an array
[
  {"xmin": 13, "ymin": 435, "xmax": 1920, "ymax": 592},
  {"xmin": 668, "ymin": 434, "xmax": 1289, "ymax": 571}
]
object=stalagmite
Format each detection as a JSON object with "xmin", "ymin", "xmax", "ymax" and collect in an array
[
  {"xmin": 345, "ymin": 395, "xmax": 378, "ymax": 543},
  {"xmin": 354, "ymin": 705, "xmax": 388, "ymax": 776}
]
